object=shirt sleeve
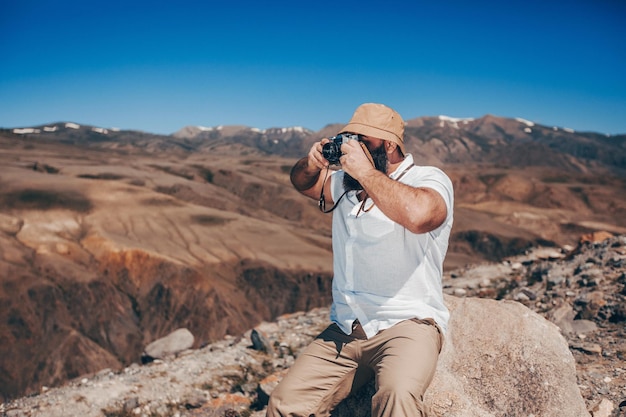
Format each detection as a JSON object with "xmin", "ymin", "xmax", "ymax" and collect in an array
[{"xmin": 405, "ymin": 166, "xmax": 454, "ymax": 221}]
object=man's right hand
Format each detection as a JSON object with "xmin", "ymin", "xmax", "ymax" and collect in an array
[
  {"xmin": 306, "ymin": 138, "xmax": 331, "ymax": 172},
  {"xmin": 290, "ymin": 138, "xmax": 332, "ymax": 200}
]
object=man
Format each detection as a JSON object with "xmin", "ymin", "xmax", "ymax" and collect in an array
[{"xmin": 266, "ymin": 103, "xmax": 453, "ymax": 417}]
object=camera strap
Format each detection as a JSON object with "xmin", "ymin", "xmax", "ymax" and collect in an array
[
  {"xmin": 319, "ymin": 161, "xmax": 415, "ymax": 215},
  {"xmin": 318, "ymin": 141, "xmax": 375, "ymax": 214},
  {"xmin": 359, "ymin": 141, "xmax": 375, "ymax": 167},
  {"xmin": 356, "ymin": 162, "xmax": 414, "ymax": 217},
  {"xmin": 318, "ymin": 167, "xmax": 348, "ymax": 213}
]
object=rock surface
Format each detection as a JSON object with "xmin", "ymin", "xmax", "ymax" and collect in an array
[
  {"xmin": 143, "ymin": 328, "xmax": 195, "ymax": 361},
  {"xmin": 2, "ymin": 236, "xmax": 625, "ymax": 417},
  {"xmin": 302, "ymin": 296, "xmax": 589, "ymax": 417},
  {"xmin": 0, "ymin": 297, "xmax": 591, "ymax": 417},
  {"xmin": 427, "ymin": 296, "xmax": 588, "ymax": 417}
]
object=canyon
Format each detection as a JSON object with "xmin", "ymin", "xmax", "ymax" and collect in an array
[{"xmin": 0, "ymin": 115, "xmax": 624, "ymax": 403}]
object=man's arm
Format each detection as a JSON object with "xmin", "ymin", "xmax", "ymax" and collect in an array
[
  {"xmin": 359, "ymin": 170, "xmax": 447, "ymax": 234},
  {"xmin": 340, "ymin": 140, "xmax": 447, "ymax": 234}
]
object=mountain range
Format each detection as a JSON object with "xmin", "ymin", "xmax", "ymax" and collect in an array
[
  {"xmin": 1, "ymin": 114, "xmax": 625, "ymax": 401},
  {"xmin": 10, "ymin": 114, "xmax": 626, "ymax": 171}
]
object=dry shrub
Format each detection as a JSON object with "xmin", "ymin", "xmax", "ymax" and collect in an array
[{"xmin": 0, "ymin": 189, "xmax": 92, "ymax": 212}]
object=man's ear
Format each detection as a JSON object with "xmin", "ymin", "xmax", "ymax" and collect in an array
[{"xmin": 386, "ymin": 141, "xmax": 397, "ymax": 154}]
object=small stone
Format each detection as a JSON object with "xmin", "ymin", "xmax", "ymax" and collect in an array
[
  {"xmin": 251, "ymin": 329, "xmax": 274, "ymax": 354},
  {"xmin": 144, "ymin": 328, "xmax": 195, "ymax": 360},
  {"xmin": 511, "ymin": 262, "xmax": 523, "ymax": 271},
  {"xmin": 124, "ymin": 397, "xmax": 140, "ymax": 412},
  {"xmin": 590, "ymin": 398, "xmax": 613, "ymax": 417},
  {"xmin": 453, "ymin": 288, "xmax": 467, "ymax": 297},
  {"xmin": 514, "ymin": 292, "xmax": 530, "ymax": 302}
]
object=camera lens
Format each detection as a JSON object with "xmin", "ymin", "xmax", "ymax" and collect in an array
[{"xmin": 322, "ymin": 142, "xmax": 341, "ymax": 164}]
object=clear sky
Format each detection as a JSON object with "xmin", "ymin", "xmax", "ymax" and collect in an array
[{"xmin": 1, "ymin": 0, "xmax": 625, "ymax": 135}]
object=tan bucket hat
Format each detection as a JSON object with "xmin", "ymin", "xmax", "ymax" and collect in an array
[{"xmin": 339, "ymin": 103, "xmax": 405, "ymax": 154}]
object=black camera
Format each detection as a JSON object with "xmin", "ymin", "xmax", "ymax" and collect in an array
[{"xmin": 322, "ymin": 133, "xmax": 360, "ymax": 165}]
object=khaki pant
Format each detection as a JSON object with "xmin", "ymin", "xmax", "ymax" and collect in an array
[{"xmin": 266, "ymin": 318, "xmax": 443, "ymax": 417}]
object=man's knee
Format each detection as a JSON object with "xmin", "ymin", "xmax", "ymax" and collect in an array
[
  {"xmin": 266, "ymin": 383, "xmax": 316, "ymax": 417},
  {"xmin": 266, "ymin": 384, "xmax": 289, "ymax": 417},
  {"xmin": 372, "ymin": 384, "xmax": 426, "ymax": 416}
]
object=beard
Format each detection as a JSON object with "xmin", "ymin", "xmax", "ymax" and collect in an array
[{"xmin": 342, "ymin": 143, "xmax": 388, "ymax": 191}]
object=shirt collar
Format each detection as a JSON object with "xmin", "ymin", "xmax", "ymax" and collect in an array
[{"xmin": 388, "ymin": 153, "xmax": 414, "ymax": 180}]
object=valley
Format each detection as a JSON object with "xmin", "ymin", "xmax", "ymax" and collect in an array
[{"xmin": 0, "ymin": 115, "xmax": 624, "ymax": 401}]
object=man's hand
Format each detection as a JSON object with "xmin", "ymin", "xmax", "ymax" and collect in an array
[
  {"xmin": 306, "ymin": 138, "xmax": 331, "ymax": 172},
  {"xmin": 339, "ymin": 140, "xmax": 376, "ymax": 181},
  {"xmin": 290, "ymin": 138, "xmax": 333, "ymax": 199}
]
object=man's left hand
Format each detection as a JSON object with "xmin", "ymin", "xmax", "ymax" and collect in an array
[{"xmin": 339, "ymin": 140, "xmax": 375, "ymax": 180}]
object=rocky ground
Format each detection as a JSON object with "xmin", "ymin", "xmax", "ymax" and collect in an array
[
  {"xmin": 2, "ymin": 234, "xmax": 625, "ymax": 417},
  {"xmin": 444, "ymin": 233, "xmax": 626, "ymax": 417}
]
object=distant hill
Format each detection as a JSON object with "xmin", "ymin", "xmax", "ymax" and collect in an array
[{"xmin": 5, "ymin": 115, "xmax": 625, "ymax": 173}]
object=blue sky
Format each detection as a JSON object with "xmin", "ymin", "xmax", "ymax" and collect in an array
[{"xmin": 1, "ymin": 0, "xmax": 624, "ymax": 135}]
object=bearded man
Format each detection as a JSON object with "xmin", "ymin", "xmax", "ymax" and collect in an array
[{"xmin": 266, "ymin": 103, "xmax": 454, "ymax": 417}]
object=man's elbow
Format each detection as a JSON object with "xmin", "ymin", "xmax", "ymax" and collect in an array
[
  {"xmin": 299, "ymin": 187, "xmax": 320, "ymax": 200},
  {"xmin": 405, "ymin": 206, "xmax": 447, "ymax": 234}
]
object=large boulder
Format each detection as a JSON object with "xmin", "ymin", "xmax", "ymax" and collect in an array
[
  {"xmin": 331, "ymin": 295, "xmax": 590, "ymax": 416},
  {"xmin": 142, "ymin": 328, "xmax": 194, "ymax": 361}
]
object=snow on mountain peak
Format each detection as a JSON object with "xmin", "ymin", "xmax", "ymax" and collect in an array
[
  {"xmin": 279, "ymin": 126, "xmax": 307, "ymax": 134},
  {"xmin": 438, "ymin": 115, "xmax": 475, "ymax": 129},
  {"xmin": 515, "ymin": 117, "xmax": 535, "ymax": 127},
  {"xmin": 13, "ymin": 128, "xmax": 41, "ymax": 134}
]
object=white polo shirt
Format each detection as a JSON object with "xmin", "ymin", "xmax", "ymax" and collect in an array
[{"xmin": 329, "ymin": 154, "xmax": 453, "ymax": 338}]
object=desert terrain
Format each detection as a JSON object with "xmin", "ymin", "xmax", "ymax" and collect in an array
[{"xmin": 0, "ymin": 115, "xmax": 625, "ymax": 403}]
